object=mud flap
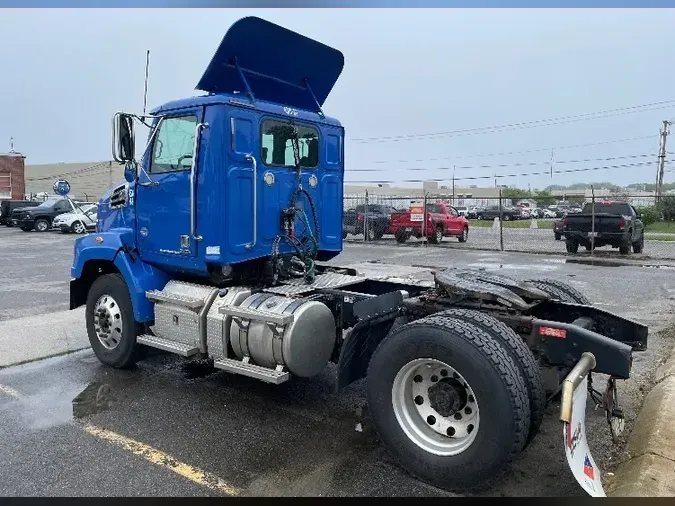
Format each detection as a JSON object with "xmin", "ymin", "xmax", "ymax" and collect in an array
[{"xmin": 560, "ymin": 352, "xmax": 606, "ymax": 497}]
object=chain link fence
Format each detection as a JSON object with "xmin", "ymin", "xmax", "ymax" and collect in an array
[{"xmin": 343, "ymin": 191, "xmax": 675, "ymax": 261}]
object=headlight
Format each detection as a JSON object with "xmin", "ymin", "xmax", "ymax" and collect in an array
[{"xmin": 23, "ymin": 213, "xmax": 31, "ymax": 219}]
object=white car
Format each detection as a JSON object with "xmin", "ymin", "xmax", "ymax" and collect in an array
[
  {"xmin": 542, "ymin": 209, "xmax": 557, "ymax": 219},
  {"xmin": 52, "ymin": 204, "xmax": 98, "ymax": 234}
]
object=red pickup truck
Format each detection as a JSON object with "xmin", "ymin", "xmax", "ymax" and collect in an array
[{"xmin": 389, "ymin": 202, "xmax": 469, "ymax": 244}]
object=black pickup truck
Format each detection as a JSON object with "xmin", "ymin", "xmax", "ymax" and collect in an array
[
  {"xmin": 562, "ymin": 201, "xmax": 644, "ymax": 254},
  {"xmin": 343, "ymin": 204, "xmax": 397, "ymax": 241},
  {"xmin": 11, "ymin": 197, "xmax": 75, "ymax": 232},
  {"xmin": 1, "ymin": 200, "xmax": 41, "ymax": 226}
]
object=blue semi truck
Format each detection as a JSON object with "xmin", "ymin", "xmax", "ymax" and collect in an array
[{"xmin": 66, "ymin": 16, "xmax": 645, "ymax": 495}]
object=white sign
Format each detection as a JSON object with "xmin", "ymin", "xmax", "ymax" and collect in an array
[{"xmin": 563, "ymin": 375, "xmax": 606, "ymax": 497}]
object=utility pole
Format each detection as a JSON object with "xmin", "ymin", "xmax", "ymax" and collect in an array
[{"xmin": 656, "ymin": 120, "xmax": 672, "ymax": 205}]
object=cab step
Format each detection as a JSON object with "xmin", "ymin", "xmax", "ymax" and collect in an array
[
  {"xmin": 214, "ymin": 358, "xmax": 290, "ymax": 384},
  {"xmin": 145, "ymin": 290, "xmax": 204, "ymax": 310},
  {"xmin": 137, "ymin": 334, "xmax": 200, "ymax": 357}
]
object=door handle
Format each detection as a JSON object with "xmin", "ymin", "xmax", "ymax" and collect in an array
[
  {"xmin": 245, "ymin": 154, "xmax": 257, "ymax": 250},
  {"xmin": 191, "ymin": 122, "xmax": 209, "ymax": 241}
]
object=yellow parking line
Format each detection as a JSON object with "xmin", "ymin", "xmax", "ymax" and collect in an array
[
  {"xmin": 0, "ymin": 384, "xmax": 20, "ymax": 399},
  {"xmin": 81, "ymin": 423, "xmax": 240, "ymax": 496}
]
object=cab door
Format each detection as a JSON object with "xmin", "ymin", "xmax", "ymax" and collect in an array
[
  {"xmin": 446, "ymin": 206, "xmax": 464, "ymax": 234},
  {"xmin": 136, "ymin": 110, "xmax": 203, "ymax": 264}
]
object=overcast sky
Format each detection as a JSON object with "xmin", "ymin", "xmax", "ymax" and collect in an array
[{"xmin": 1, "ymin": 9, "xmax": 674, "ymax": 189}]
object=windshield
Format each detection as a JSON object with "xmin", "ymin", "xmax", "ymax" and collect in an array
[
  {"xmin": 426, "ymin": 204, "xmax": 444, "ymax": 214},
  {"xmin": 35, "ymin": 198, "xmax": 61, "ymax": 209}
]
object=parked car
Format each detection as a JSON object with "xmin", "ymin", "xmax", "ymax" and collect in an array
[
  {"xmin": 542, "ymin": 208, "xmax": 557, "ymax": 219},
  {"xmin": 11, "ymin": 197, "xmax": 76, "ymax": 232},
  {"xmin": 562, "ymin": 201, "xmax": 645, "ymax": 254},
  {"xmin": 1, "ymin": 200, "xmax": 41, "ymax": 226},
  {"xmin": 389, "ymin": 202, "xmax": 469, "ymax": 244},
  {"xmin": 476, "ymin": 205, "xmax": 522, "ymax": 221},
  {"xmin": 343, "ymin": 204, "xmax": 397, "ymax": 241},
  {"xmin": 454, "ymin": 206, "xmax": 468, "ymax": 217},
  {"xmin": 466, "ymin": 206, "xmax": 482, "ymax": 219},
  {"xmin": 52, "ymin": 204, "xmax": 98, "ymax": 233}
]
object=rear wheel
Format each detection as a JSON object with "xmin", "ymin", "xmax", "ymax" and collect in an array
[
  {"xmin": 565, "ymin": 239, "xmax": 579, "ymax": 253},
  {"xmin": 395, "ymin": 229, "xmax": 409, "ymax": 244},
  {"xmin": 367, "ymin": 315, "xmax": 530, "ymax": 491},
  {"xmin": 458, "ymin": 226, "xmax": 469, "ymax": 243},
  {"xmin": 435, "ymin": 309, "xmax": 545, "ymax": 446},
  {"xmin": 429, "ymin": 225, "xmax": 443, "ymax": 244},
  {"xmin": 86, "ymin": 273, "xmax": 145, "ymax": 369},
  {"xmin": 632, "ymin": 233, "xmax": 644, "ymax": 254},
  {"xmin": 554, "ymin": 233, "xmax": 561, "ymax": 241}
]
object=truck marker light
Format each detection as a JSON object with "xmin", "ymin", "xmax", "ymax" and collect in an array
[{"xmin": 539, "ymin": 326, "xmax": 567, "ymax": 339}]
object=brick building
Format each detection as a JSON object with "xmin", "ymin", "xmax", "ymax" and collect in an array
[{"xmin": 0, "ymin": 152, "xmax": 26, "ymax": 200}]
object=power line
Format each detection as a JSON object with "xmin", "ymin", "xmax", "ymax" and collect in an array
[
  {"xmin": 348, "ymin": 153, "xmax": 658, "ymax": 172},
  {"xmin": 368, "ymin": 135, "xmax": 659, "ymax": 165},
  {"xmin": 349, "ymin": 101, "xmax": 675, "ymax": 143},
  {"xmin": 345, "ymin": 159, "xmax": 674, "ymax": 185}
]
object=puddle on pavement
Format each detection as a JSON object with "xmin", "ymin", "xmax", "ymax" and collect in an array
[
  {"xmin": 71, "ymin": 381, "xmax": 115, "ymax": 419},
  {"xmin": 182, "ymin": 358, "xmax": 219, "ymax": 379}
]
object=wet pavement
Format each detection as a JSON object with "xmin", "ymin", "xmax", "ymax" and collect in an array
[{"xmin": 1, "ymin": 227, "xmax": 675, "ymax": 496}]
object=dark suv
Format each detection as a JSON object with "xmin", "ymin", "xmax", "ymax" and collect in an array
[
  {"xmin": 12, "ymin": 197, "xmax": 74, "ymax": 232},
  {"xmin": 1, "ymin": 200, "xmax": 41, "ymax": 226}
]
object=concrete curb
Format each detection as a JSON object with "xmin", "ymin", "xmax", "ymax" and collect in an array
[
  {"xmin": 0, "ymin": 307, "xmax": 89, "ymax": 369},
  {"xmin": 607, "ymin": 349, "xmax": 675, "ymax": 497}
]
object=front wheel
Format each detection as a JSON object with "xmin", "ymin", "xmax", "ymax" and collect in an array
[
  {"xmin": 86, "ymin": 273, "xmax": 145, "ymax": 369},
  {"xmin": 366, "ymin": 315, "xmax": 530, "ymax": 491},
  {"xmin": 34, "ymin": 218, "xmax": 50, "ymax": 232},
  {"xmin": 458, "ymin": 226, "xmax": 469, "ymax": 243},
  {"xmin": 71, "ymin": 221, "xmax": 86, "ymax": 234}
]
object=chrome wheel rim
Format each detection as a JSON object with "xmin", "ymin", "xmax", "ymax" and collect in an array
[
  {"xmin": 392, "ymin": 358, "xmax": 480, "ymax": 456},
  {"xmin": 36, "ymin": 221, "xmax": 48, "ymax": 231},
  {"xmin": 93, "ymin": 294, "xmax": 123, "ymax": 350},
  {"xmin": 73, "ymin": 222, "xmax": 85, "ymax": 233}
]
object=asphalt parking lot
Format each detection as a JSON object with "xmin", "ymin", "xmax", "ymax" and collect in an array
[{"xmin": 1, "ymin": 226, "xmax": 674, "ymax": 496}]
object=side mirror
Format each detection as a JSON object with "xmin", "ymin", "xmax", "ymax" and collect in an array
[{"xmin": 112, "ymin": 113, "xmax": 136, "ymax": 163}]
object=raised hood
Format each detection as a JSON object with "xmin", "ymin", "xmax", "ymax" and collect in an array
[{"xmin": 196, "ymin": 16, "xmax": 344, "ymax": 113}]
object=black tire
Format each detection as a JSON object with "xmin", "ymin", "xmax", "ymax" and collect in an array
[
  {"xmin": 19, "ymin": 226, "xmax": 32, "ymax": 232},
  {"xmin": 585, "ymin": 244, "xmax": 593, "ymax": 251},
  {"xmin": 633, "ymin": 233, "xmax": 644, "ymax": 254},
  {"xmin": 428, "ymin": 225, "xmax": 443, "ymax": 245},
  {"xmin": 86, "ymin": 273, "xmax": 144, "ymax": 369},
  {"xmin": 373, "ymin": 228, "xmax": 385, "ymax": 241},
  {"xmin": 619, "ymin": 242, "xmax": 630, "ymax": 255},
  {"xmin": 458, "ymin": 226, "xmax": 469, "ymax": 243},
  {"xmin": 525, "ymin": 278, "xmax": 591, "ymax": 305},
  {"xmin": 554, "ymin": 233, "xmax": 561, "ymax": 241},
  {"xmin": 71, "ymin": 221, "xmax": 86, "ymax": 234},
  {"xmin": 435, "ymin": 309, "xmax": 545, "ymax": 447},
  {"xmin": 34, "ymin": 218, "xmax": 51, "ymax": 232},
  {"xmin": 565, "ymin": 239, "xmax": 579, "ymax": 254},
  {"xmin": 395, "ymin": 229, "xmax": 409, "ymax": 244},
  {"xmin": 366, "ymin": 315, "xmax": 530, "ymax": 492},
  {"xmin": 342, "ymin": 230, "xmax": 348, "ymax": 240},
  {"xmin": 503, "ymin": 214, "xmax": 511, "ymax": 222}
]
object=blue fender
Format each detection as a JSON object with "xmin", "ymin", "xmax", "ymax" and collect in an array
[{"xmin": 71, "ymin": 229, "xmax": 169, "ymax": 323}]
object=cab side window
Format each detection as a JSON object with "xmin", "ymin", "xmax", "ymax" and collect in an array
[{"xmin": 150, "ymin": 115, "xmax": 198, "ymax": 174}]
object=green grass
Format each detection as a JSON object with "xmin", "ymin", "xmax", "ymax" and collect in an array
[
  {"xmin": 645, "ymin": 221, "xmax": 675, "ymax": 233},
  {"xmin": 468, "ymin": 219, "xmax": 539, "ymax": 229},
  {"xmin": 645, "ymin": 234, "xmax": 675, "ymax": 242}
]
